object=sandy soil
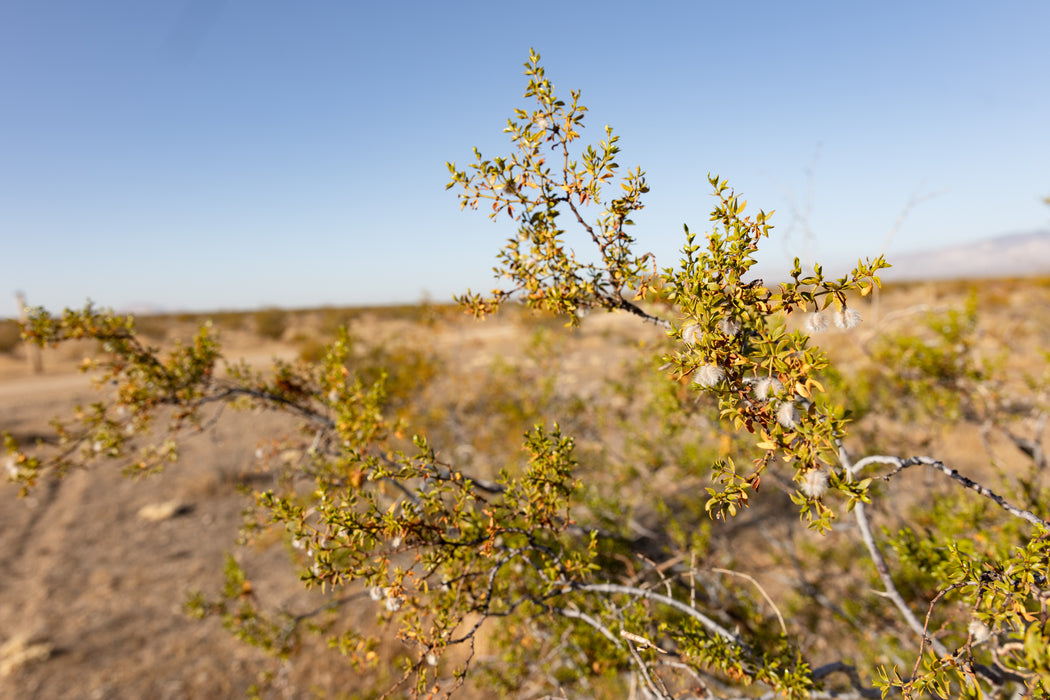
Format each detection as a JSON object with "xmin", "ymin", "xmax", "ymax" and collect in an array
[{"xmin": 0, "ymin": 344, "xmax": 322, "ymax": 698}]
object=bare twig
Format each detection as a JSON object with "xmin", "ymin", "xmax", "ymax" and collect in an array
[
  {"xmin": 810, "ymin": 661, "xmax": 881, "ymax": 698},
  {"xmin": 621, "ymin": 629, "xmax": 669, "ymax": 654},
  {"xmin": 838, "ymin": 443, "xmax": 950, "ymax": 657},
  {"xmin": 555, "ymin": 607, "xmax": 672, "ymax": 700},
  {"xmin": 570, "ymin": 582, "xmax": 745, "ymax": 649},
  {"xmin": 555, "ymin": 606, "xmax": 623, "ymax": 649},
  {"xmin": 849, "ymin": 454, "xmax": 1049, "ymax": 528},
  {"xmin": 711, "ymin": 567, "xmax": 787, "ymax": 637}
]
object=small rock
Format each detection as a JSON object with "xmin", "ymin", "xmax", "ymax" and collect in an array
[
  {"xmin": 137, "ymin": 500, "xmax": 190, "ymax": 522},
  {"xmin": 0, "ymin": 635, "xmax": 53, "ymax": 677}
]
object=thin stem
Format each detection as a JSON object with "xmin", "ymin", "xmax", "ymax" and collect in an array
[
  {"xmin": 711, "ymin": 567, "xmax": 787, "ymax": 637},
  {"xmin": 570, "ymin": 582, "xmax": 745, "ymax": 649},
  {"xmin": 839, "ymin": 444, "xmax": 950, "ymax": 657},
  {"xmin": 849, "ymin": 454, "xmax": 1048, "ymax": 528}
]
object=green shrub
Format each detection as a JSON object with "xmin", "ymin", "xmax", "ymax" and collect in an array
[
  {"xmin": 253, "ymin": 306, "xmax": 288, "ymax": 340},
  {"xmin": 0, "ymin": 319, "xmax": 20, "ymax": 354}
]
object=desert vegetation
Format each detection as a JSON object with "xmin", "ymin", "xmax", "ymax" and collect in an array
[{"xmin": 3, "ymin": 52, "xmax": 1050, "ymax": 699}]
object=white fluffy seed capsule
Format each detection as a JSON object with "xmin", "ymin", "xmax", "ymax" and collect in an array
[
  {"xmin": 968, "ymin": 618, "xmax": 992, "ymax": 644},
  {"xmin": 693, "ymin": 364, "xmax": 725, "ymax": 389},
  {"xmin": 805, "ymin": 313, "xmax": 829, "ymax": 334},
  {"xmin": 800, "ymin": 467, "xmax": 830, "ymax": 499},
  {"xmin": 753, "ymin": 377, "xmax": 784, "ymax": 401},
  {"xmin": 835, "ymin": 308, "xmax": 862, "ymax": 329},
  {"xmin": 777, "ymin": 401, "xmax": 799, "ymax": 428},
  {"xmin": 718, "ymin": 318, "xmax": 740, "ymax": 337}
]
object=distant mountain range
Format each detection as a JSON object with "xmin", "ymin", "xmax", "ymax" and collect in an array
[{"xmin": 880, "ymin": 230, "xmax": 1050, "ymax": 281}]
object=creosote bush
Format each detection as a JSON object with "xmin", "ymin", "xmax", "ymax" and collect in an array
[
  {"xmin": 254, "ymin": 306, "xmax": 289, "ymax": 340},
  {"xmin": 5, "ymin": 50, "xmax": 1050, "ymax": 699},
  {"xmin": 0, "ymin": 319, "xmax": 23, "ymax": 354}
]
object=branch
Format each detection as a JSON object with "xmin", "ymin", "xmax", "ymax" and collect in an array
[
  {"xmin": 554, "ymin": 606, "xmax": 674, "ymax": 700},
  {"xmin": 841, "ymin": 446, "xmax": 1029, "ymax": 692},
  {"xmin": 850, "ymin": 454, "xmax": 1049, "ymax": 528},
  {"xmin": 569, "ymin": 582, "xmax": 745, "ymax": 649},
  {"xmin": 605, "ymin": 294, "xmax": 673, "ymax": 330},
  {"xmin": 711, "ymin": 567, "xmax": 786, "ymax": 637},
  {"xmin": 554, "ymin": 606, "xmax": 623, "ymax": 650},
  {"xmin": 838, "ymin": 444, "xmax": 950, "ymax": 658},
  {"xmin": 810, "ymin": 662, "xmax": 881, "ymax": 699}
]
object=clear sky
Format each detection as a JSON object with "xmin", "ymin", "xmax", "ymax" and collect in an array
[{"xmin": 2, "ymin": 1, "xmax": 1048, "ymax": 315}]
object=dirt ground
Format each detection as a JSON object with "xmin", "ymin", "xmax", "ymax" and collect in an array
[
  {"xmin": 0, "ymin": 339, "xmax": 314, "ymax": 698},
  {"xmin": 1, "ymin": 281, "xmax": 1047, "ymax": 699}
]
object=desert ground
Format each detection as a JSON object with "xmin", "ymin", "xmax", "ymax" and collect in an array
[{"xmin": 1, "ymin": 279, "xmax": 1048, "ymax": 699}]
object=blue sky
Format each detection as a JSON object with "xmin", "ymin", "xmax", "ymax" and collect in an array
[{"xmin": 2, "ymin": 1, "xmax": 1048, "ymax": 315}]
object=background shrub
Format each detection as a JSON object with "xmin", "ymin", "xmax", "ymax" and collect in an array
[
  {"xmin": 0, "ymin": 319, "xmax": 20, "ymax": 355},
  {"xmin": 253, "ymin": 306, "xmax": 288, "ymax": 340}
]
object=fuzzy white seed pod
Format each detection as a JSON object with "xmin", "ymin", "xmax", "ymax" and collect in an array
[
  {"xmin": 426, "ymin": 652, "xmax": 439, "ymax": 667},
  {"xmin": 776, "ymin": 401, "xmax": 799, "ymax": 428},
  {"xmin": 533, "ymin": 115, "xmax": 550, "ymax": 130},
  {"xmin": 391, "ymin": 536, "xmax": 403, "ymax": 548},
  {"xmin": 681, "ymin": 323, "xmax": 700, "ymax": 346},
  {"xmin": 800, "ymin": 467, "xmax": 830, "ymax": 499},
  {"xmin": 718, "ymin": 318, "xmax": 740, "ymax": 337},
  {"xmin": 369, "ymin": 586, "xmax": 384, "ymax": 602},
  {"xmin": 385, "ymin": 596, "xmax": 404, "ymax": 612},
  {"xmin": 834, "ymin": 308, "xmax": 862, "ymax": 329},
  {"xmin": 4, "ymin": 456, "xmax": 17, "ymax": 479},
  {"xmin": 805, "ymin": 313, "xmax": 829, "ymax": 334},
  {"xmin": 693, "ymin": 363, "xmax": 725, "ymax": 389},
  {"xmin": 754, "ymin": 377, "xmax": 784, "ymax": 402},
  {"xmin": 92, "ymin": 441, "xmax": 104, "ymax": 454},
  {"xmin": 968, "ymin": 618, "xmax": 992, "ymax": 644}
]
